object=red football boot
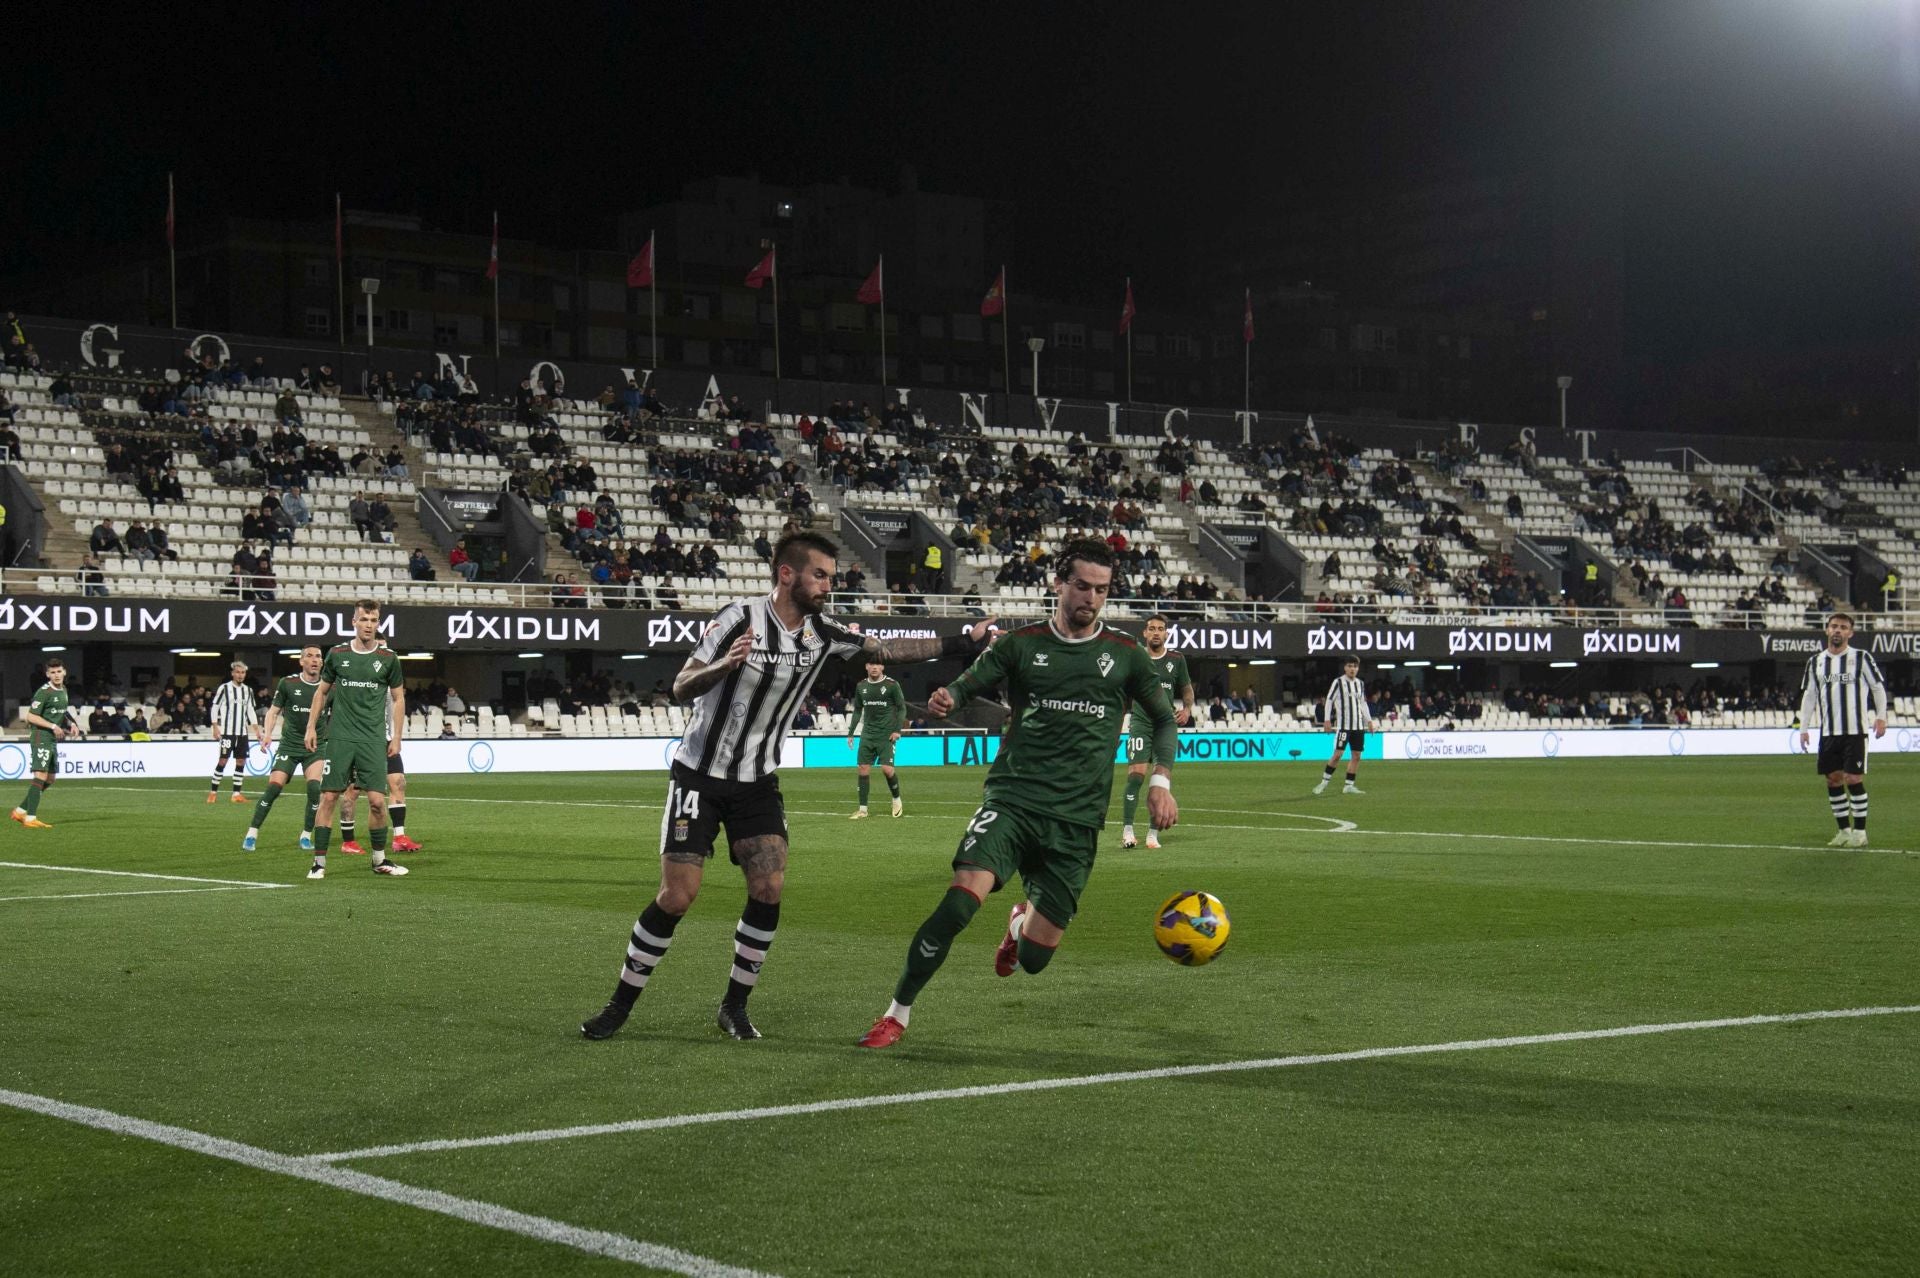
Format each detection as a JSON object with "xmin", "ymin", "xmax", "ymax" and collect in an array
[
  {"xmin": 856, "ymin": 1016, "xmax": 905, "ymax": 1049},
  {"xmin": 391, "ymin": 835, "xmax": 423, "ymax": 853},
  {"xmin": 339, "ymin": 840, "xmax": 367, "ymax": 856},
  {"xmin": 993, "ymin": 901, "xmax": 1030, "ymax": 978}
]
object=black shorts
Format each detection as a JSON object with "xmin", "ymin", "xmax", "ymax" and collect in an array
[
  {"xmin": 387, "ymin": 752, "xmax": 404, "ymax": 775},
  {"xmin": 660, "ymin": 761, "xmax": 787, "ymax": 862},
  {"xmin": 1815, "ymin": 733, "xmax": 1868, "ymax": 776},
  {"xmin": 1336, "ymin": 729, "xmax": 1367, "ymax": 753},
  {"xmin": 219, "ymin": 733, "xmax": 251, "ymax": 758}
]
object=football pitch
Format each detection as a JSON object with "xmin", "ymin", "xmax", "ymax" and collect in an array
[{"xmin": 2, "ymin": 757, "xmax": 1916, "ymax": 1276}]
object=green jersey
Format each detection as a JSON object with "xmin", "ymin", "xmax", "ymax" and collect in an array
[
  {"xmin": 945, "ymin": 620, "xmax": 1176, "ymax": 829},
  {"xmin": 28, "ymin": 683, "xmax": 70, "ymax": 746},
  {"xmin": 317, "ymin": 643, "xmax": 403, "ymax": 742},
  {"xmin": 848, "ymin": 677, "xmax": 907, "ymax": 740},
  {"xmin": 271, "ymin": 674, "xmax": 322, "ymax": 750},
  {"xmin": 1143, "ymin": 649, "xmax": 1192, "ymax": 705}
]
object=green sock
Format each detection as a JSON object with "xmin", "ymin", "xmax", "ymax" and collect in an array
[
  {"xmin": 314, "ymin": 825, "xmax": 332, "ymax": 853},
  {"xmin": 251, "ymin": 782, "xmax": 283, "ymax": 828},
  {"xmin": 1122, "ymin": 779, "xmax": 1141, "ymax": 825},
  {"xmin": 21, "ymin": 780, "xmax": 45, "ymax": 816},
  {"xmin": 371, "ymin": 825, "xmax": 388, "ymax": 852},
  {"xmin": 1017, "ymin": 933, "xmax": 1058, "ymax": 975},
  {"xmin": 304, "ymin": 781, "xmax": 320, "ymax": 833},
  {"xmin": 858, "ymin": 774, "xmax": 871, "ymax": 806},
  {"xmin": 892, "ymin": 887, "xmax": 982, "ymax": 1006},
  {"xmin": 884, "ymin": 773, "xmax": 900, "ymax": 798}
]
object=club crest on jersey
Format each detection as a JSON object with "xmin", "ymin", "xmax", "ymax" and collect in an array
[
  {"xmin": 673, "ymin": 819, "xmax": 689, "ymax": 842},
  {"xmin": 372, "ymin": 660, "xmax": 384, "ymax": 674},
  {"xmin": 1032, "ymin": 652, "xmax": 1049, "ymax": 666},
  {"xmin": 1097, "ymin": 652, "xmax": 1115, "ymax": 678}
]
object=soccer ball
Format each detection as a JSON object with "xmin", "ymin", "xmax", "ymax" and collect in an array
[{"xmin": 1154, "ymin": 890, "xmax": 1231, "ymax": 966}]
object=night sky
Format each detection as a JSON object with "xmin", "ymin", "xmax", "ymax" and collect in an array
[{"xmin": 10, "ymin": 1, "xmax": 1917, "ymax": 365}]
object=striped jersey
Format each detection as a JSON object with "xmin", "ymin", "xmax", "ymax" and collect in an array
[
  {"xmin": 1798, "ymin": 646, "xmax": 1888, "ymax": 737},
  {"xmin": 1323, "ymin": 674, "xmax": 1371, "ymax": 731},
  {"xmin": 209, "ymin": 679, "xmax": 260, "ymax": 735},
  {"xmin": 673, "ymin": 595, "xmax": 868, "ymax": 782}
]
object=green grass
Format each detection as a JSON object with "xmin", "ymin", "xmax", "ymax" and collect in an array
[{"xmin": 1, "ymin": 758, "xmax": 1916, "ymax": 1276}]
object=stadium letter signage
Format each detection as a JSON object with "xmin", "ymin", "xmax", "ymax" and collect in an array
[
  {"xmin": 0, "ymin": 597, "xmax": 171, "ymax": 637},
  {"xmin": 1447, "ymin": 629, "xmax": 1554, "ymax": 656},
  {"xmin": 1304, "ymin": 625, "xmax": 1414, "ymax": 655},
  {"xmin": 1163, "ymin": 622, "xmax": 1276, "ymax": 653},
  {"xmin": 446, "ymin": 609, "xmax": 601, "ymax": 646},
  {"xmin": 229, "ymin": 606, "xmax": 395, "ymax": 642},
  {"xmin": 1761, "ymin": 633, "xmax": 1825, "ymax": 656},
  {"xmin": 646, "ymin": 616, "xmax": 709, "ymax": 648},
  {"xmin": 1868, "ymin": 633, "xmax": 1920, "ymax": 657},
  {"xmin": 1581, "ymin": 631, "xmax": 1681, "ymax": 657}
]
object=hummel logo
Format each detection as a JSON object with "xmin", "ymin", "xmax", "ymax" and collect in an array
[
  {"xmin": 1032, "ymin": 653, "xmax": 1049, "ymax": 666},
  {"xmin": 917, "ymin": 939, "xmax": 939, "ymax": 959}
]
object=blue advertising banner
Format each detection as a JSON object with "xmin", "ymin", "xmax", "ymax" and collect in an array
[{"xmin": 802, "ymin": 730, "xmax": 1379, "ymax": 768}]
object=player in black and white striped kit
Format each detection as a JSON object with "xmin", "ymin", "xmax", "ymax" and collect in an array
[
  {"xmin": 581, "ymin": 531, "xmax": 995, "ymax": 1043},
  {"xmin": 207, "ymin": 661, "xmax": 260, "ymax": 804},
  {"xmin": 1796, "ymin": 612, "xmax": 1889, "ymax": 847},
  {"xmin": 1315, "ymin": 656, "xmax": 1376, "ymax": 795}
]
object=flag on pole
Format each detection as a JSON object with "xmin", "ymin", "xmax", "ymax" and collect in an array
[
  {"xmin": 166, "ymin": 174, "xmax": 176, "ymax": 248},
  {"xmin": 335, "ymin": 193, "xmax": 343, "ymax": 263},
  {"xmin": 1119, "ymin": 279, "xmax": 1137, "ymax": 335},
  {"xmin": 627, "ymin": 232, "xmax": 655, "ymax": 288},
  {"xmin": 856, "ymin": 258, "xmax": 884, "ymax": 304},
  {"xmin": 1243, "ymin": 288, "xmax": 1254, "ymax": 343},
  {"xmin": 485, "ymin": 211, "xmax": 499, "ymax": 280},
  {"xmin": 980, "ymin": 267, "xmax": 1006, "ymax": 317},
  {"xmin": 745, "ymin": 247, "xmax": 776, "ymax": 289}
]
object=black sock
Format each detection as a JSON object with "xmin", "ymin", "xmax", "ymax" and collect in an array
[
  {"xmin": 884, "ymin": 773, "xmax": 900, "ymax": 798},
  {"xmin": 1322, "ymin": 765, "xmax": 1335, "ymax": 781},
  {"xmin": 724, "ymin": 897, "xmax": 780, "ymax": 1007},
  {"xmin": 1847, "ymin": 781, "xmax": 1867, "ymax": 831},
  {"xmin": 1829, "ymin": 784, "xmax": 1849, "ymax": 830},
  {"xmin": 612, "ymin": 901, "xmax": 683, "ymax": 1008}
]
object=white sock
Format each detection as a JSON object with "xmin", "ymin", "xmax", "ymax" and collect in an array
[
  {"xmin": 1010, "ymin": 907, "xmax": 1028, "ymax": 941},
  {"xmin": 245, "ymin": 827, "xmax": 258, "ymax": 838},
  {"xmin": 393, "ymin": 824, "xmax": 405, "ymax": 837},
  {"xmin": 886, "ymin": 999, "xmax": 912, "ymax": 1026}
]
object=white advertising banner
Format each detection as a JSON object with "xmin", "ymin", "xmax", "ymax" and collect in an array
[{"xmin": 2, "ymin": 728, "xmax": 1908, "ymax": 783}]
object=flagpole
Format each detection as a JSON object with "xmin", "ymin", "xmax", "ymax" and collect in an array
[
  {"xmin": 1125, "ymin": 276, "xmax": 1133, "ymax": 407},
  {"xmin": 491, "ymin": 211, "xmax": 501, "ymax": 359},
  {"xmin": 648, "ymin": 230, "xmax": 658, "ymax": 369},
  {"xmin": 771, "ymin": 244, "xmax": 782, "ymax": 383},
  {"xmin": 335, "ymin": 193, "xmax": 346, "ymax": 352},
  {"xmin": 1000, "ymin": 265, "xmax": 1011, "ymax": 430},
  {"xmin": 877, "ymin": 254, "xmax": 887, "ymax": 392},
  {"xmin": 1243, "ymin": 288, "xmax": 1251, "ymax": 430},
  {"xmin": 167, "ymin": 173, "xmax": 178, "ymax": 330}
]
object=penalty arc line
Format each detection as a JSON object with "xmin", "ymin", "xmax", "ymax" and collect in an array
[
  {"xmin": 0, "ymin": 860, "xmax": 289, "ymax": 889},
  {"xmin": 0, "ymin": 1088, "xmax": 777, "ymax": 1278},
  {"xmin": 308, "ymin": 1003, "xmax": 1920, "ymax": 1164},
  {"xmin": 0, "ymin": 886, "xmax": 275, "ymax": 904}
]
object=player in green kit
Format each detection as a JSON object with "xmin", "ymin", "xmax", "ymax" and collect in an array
[
  {"xmin": 1120, "ymin": 613, "xmax": 1193, "ymax": 849},
  {"xmin": 846, "ymin": 658, "xmax": 908, "ymax": 818},
  {"xmin": 12, "ymin": 656, "xmax": 79, "ymax": 829},
  {"xmin": 302, "ymin": 599, "xmax": 408, "ymax": 879},
  {"xmin": 242, "ymin": 644, "xmax": 325, "ymax": 852},
  {"xmin": 858, "ymin": 540, "xmax": 1179, "ymax": 1048}
]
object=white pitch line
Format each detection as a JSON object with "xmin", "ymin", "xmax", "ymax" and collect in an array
[
  {"xmin": 308, "ymin": 1003, "xmax": 1920, "ymax": 1164},
  {"xmin": 1355, "ymin": 828, "xmax": 1912, "ymax": 856},
  {"xmin": 0, "ymin": 860, "xmax": 290, "ymax": 889},
  {"xmin": 0, "ymin": 1088, "xmax": 776, "ymax": 1277},
  {"xmin": 0, "ymin": 886, "xmax": 269, "ymax": 904}
]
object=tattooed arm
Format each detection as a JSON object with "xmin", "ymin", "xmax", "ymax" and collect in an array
[{"xmin": 674, "ymin": 629, "xmax": 754, "ymax": 702}]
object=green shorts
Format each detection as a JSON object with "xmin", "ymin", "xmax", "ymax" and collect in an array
[
  {"xmin": 856, "ymin": 736, "xmax": 896, "ymax": 767},
  {"xmin": 952, "ymin": 798, "xmax": 1099, "ymax": 929},
  {"xmin": 30, "ymin": 739, "xmax": 56, "ymax": 776},
  {"xmin": 272, "ymin": 743, "xmax": 317, "ymax": 777},
  {"xmin": 1123, "ymin": 731, "xmax": 1149, "ymax": 766},
  {"xmin": 318, "ymin": 737, "xmax": 389, "ymax": 794}
]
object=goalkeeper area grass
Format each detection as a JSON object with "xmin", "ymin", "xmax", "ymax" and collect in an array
[{"xmin": 2, "ymin": 757, "xmax": 1915, "ymax": 1276}]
